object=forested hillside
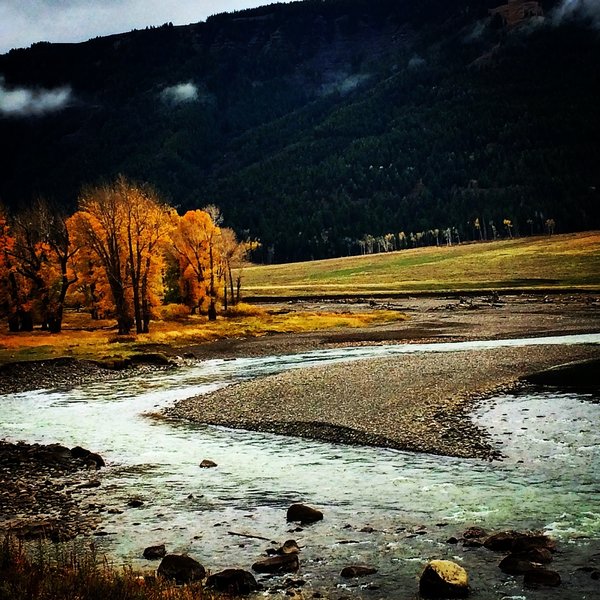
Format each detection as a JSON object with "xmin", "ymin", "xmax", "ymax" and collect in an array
[{"xmin": 1, "ymin": 0, "xmax": 599, "ymax": 262}]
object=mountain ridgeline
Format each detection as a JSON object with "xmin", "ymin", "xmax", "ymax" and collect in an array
[{"xmin": 1, "ymin": 0, "xmax": 599, "ymax": 262}]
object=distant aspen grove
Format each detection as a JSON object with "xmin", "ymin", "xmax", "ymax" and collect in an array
[{"xmin": 0, "ymin": 176, "xmax": 257, "ymax": 335}]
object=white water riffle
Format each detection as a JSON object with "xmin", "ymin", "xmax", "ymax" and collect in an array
[{"xmin": 1, "ymin": 333, "xmax": 599, "ymax": 598}]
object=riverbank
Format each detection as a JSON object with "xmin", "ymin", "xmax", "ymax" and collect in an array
[{"xmin": 0, "ymin": 441, "xmax": 105, "ymax": 541}]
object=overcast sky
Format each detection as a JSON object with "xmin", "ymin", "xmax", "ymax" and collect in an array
[{"xmin": 0, "ymin": 0, "xmax": 284, "ymax": 54}]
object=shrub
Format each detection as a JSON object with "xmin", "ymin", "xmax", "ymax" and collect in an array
[{"xmin": 158, "ymin": 303, "xmax": 191, "ymax": 321}]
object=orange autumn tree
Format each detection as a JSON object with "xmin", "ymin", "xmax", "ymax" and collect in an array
[
  {"xmin": 66, "ymin": 241, "xmax": 109, "ymax": 320},
  {"xmin": 0, "ymin": 208, "xmax": 27, "ymax": 332},
  {"xmin": 170, "ymin": 208, "xmax": 222, "ymax": 320},
  {"xmin": 0, "ymin": 201, "xmax": 78, "ymax": 333},
  {"xmin": 69, "ymin": 176, "xmax": 174, "ymax": 334}
]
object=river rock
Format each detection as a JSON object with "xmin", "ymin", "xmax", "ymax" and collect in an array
[
  {"xmin": 499, "ymin": 555, "xmax": 538, "ymax": 575},
  {"xmin": 519, "ymin": 547, "xmax": 553, "ymax": 563},
  {"xmin": 206, "ymin": 569, "xmax": 259, "ymax": 594},
  {"xmin": 286, "ymin": 503, "xmax": 323, "ymax": 524},
  {"xmin": 127, "ymin": 498, "xmax": 144, "ymax": 508},
  {"xmin": 277, "ymin": 539, "xmax": 300, "ymax": 555},
  {"xmin": 463, "ymin": 526, "xmax": 487, "ymax": 539},
  {"xmin": 523, "ymin": 568, "xmax": 561, "ymax": 587},
  {"xmin": 199, "ymin": 459, "xmax": 218, "ymax": 468},
  {"xmin": 340, "ymin": 565, "xmax": 378, "ymax": 578},
  {"xmin": 157, "ymin": 554, "xmax": 206, "ymax": 583},
  {"xmin": 143, "ymin": 544, "xmax": 166, "ymax": 559},
  {"xmin": 484, "ymin": 531, "xmax": 556, "ymax": 553},
  {"xmin": 252, "ymin": 553, "xmax": 299, "ymax": 574},
  {"xmin": 419, "ymin": 560, "xmax": 469, "ymax": 598},
  {"xmin": 70, "ymin": 446, "xmax": 105, "ymax": 468}
]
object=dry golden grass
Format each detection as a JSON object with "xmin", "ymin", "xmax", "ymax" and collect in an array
[
  {"xmin": 0, "ymin": 535, "xmax": 222, "ymax": 600},
  {"xmin": 241, "ymin": 231, "xmax": 600, "ymax": 297},
  {"xmin": 0, "ymin": 303, "xmax": 405, "ymax": 364}
]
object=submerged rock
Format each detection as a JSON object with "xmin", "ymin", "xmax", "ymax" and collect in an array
[
  {"xmin": 206, "ymin": 568, "xmax": 259, "ymax": 594},
  {"xmin": 252, "ymin": 553, "xmax": 299, "ymax": 574},
  {"xmin": 463, "ymin": 526, "xmax": 487, "ymax": 539},
  {"xmin": 523, "ymin": 568, "xmax": 561, "ymax": 587},
  {"xmin": 286, "ymin": 503, "xmax": 323, "ymax": 524},
  {"xmin": 143, "ymin": 544, "xmax": 166, "ymax": 559},
  {"xmin": 419, "ymin": 560, "xmax": 469, "ymax": 598},
  {"xmin": 499, "ymin": 554, "xmax": 538, "ymax": 575},
  {"xmin": 199, "ymin": 459, "xmax": 218, "ymax": 468},
  {"xmin": 157, "ymin": 554, "xmax": 205, "ymax": 583},
  {"xmin": 484, "ymin": 531, "xmax": 556, "ymax": 553},
  {"xmin": 340, "ymin": 565, "xmax": 378, "ymax": 578}
]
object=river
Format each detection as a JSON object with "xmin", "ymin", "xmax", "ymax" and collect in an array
[{"xmin": 1, "ymin": 333, "xmax": 599, "ymax": 599}]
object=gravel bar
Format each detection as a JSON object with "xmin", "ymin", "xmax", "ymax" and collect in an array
[{"xmin": 167, "ymin": 344, "xmax": 599, "ymax": 459}]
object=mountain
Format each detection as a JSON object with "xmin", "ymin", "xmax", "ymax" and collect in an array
[{"xmin": 1, "ymin": 0, "xmax": 599, "ymax": 262}]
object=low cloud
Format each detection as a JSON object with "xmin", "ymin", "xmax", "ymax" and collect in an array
[
  {"xmin": 161, "ymin": 82, "xmax": 199, "ymax": 104},
  {"xmin": 320, "ymin": 72, "xmax": 371, "ymax": 96},
  {"xmin": 408, "ymin": 55, "xmax": 426, "ymax": 70},
  {"xmin": 552, "ymin": 0, "xmax": 600, "ymax": 27},
  {"xmin": 0, "ymin": 77, "xmax": 71, "ymax": 116}
]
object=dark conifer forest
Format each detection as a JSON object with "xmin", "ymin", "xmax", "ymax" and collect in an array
[{"xmin": 1, "ymin": 0, "xmax": 599, "ymax": 262}]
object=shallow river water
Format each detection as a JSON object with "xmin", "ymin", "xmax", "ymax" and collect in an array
[{"xmin": 1, "ymin": 334, "xmax": 599, "ymax": 599}]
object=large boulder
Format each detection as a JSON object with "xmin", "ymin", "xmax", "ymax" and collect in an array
[
  {"xmin": 419, "ymin": 560, "xmax": 469, "ymax": 598},
  {"xmin": 286, "ymin": 503, "xmax": 323, "ymax": 524},
  {"xmin": 340, "ymin": 565, "xmax": 378, "ymax": 578},
  {"xmin": 157, "ymin": 554, "xmax": 205, "ymax": 584},
  {"xmin": 252, "ymin": 553, "xmax": 299, "ymax": 574},
  {"xmin": 206, "ymin": 569, "xmax": 259, "ymax": 594}
]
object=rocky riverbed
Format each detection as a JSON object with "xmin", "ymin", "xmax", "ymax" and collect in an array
[{"xmin": 0, "ymin": 441, "xmax": 105, "ymax": 541}]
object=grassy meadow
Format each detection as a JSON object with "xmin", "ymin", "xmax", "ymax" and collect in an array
[{"xmin": 242, "ymin": 232, "xmax": 600, "ymax": 297}]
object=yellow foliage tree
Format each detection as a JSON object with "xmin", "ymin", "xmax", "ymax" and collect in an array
[
  {"xmin": 69, "ymin": 176, "xmax": 174, "ymax": 334},
  {"xmin": 170, "ymin": 209, "xmax": 222, "ymax": 320}
]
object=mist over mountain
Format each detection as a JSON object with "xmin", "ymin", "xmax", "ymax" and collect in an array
[{"xmin": 1, "ymin": 0, "xmax": 599, "ymax": 262}]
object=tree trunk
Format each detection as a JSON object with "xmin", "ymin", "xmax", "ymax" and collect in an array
[
  {"xmin": 236, "ymin": 276, "xmax": 242, "ymax": 304},
  {"xmin": 8, "ymin": 313, "xmax": 19, "ymax": 332},
  {"xmin": 132, "ymin": 278, "xmax": 142, "ymax": 334},
  {"xmin": 208, "ymin": 300, "xmax": 217, "ymax": 321},
  {"xmin": 111, "ymin": 282, "xmax": 132, "ymax": 335},
  {"xmin": 48, "ymin": 308, "xmax": 63, "ymax": 333},
  {"xmin": 228, "ymin": 266, "xmax": 235, "ymax": 306},
  {"xmin": 19, "ymin": 310, "xmax": 34, "ymax": 332}
]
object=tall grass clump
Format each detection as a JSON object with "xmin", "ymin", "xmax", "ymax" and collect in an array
[{"xmin": 0, "ymin": 535, "xmax": 218, "ymax": 600}]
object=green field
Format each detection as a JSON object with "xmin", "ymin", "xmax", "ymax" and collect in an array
[{"xmin": 242, "ymin": 232, "xmax": 600, "ymax": 298}]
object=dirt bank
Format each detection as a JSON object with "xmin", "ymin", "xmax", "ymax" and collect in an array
[{"xmin": 162, "ymin": 293, "xmax": 600, "ymax": 360}]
